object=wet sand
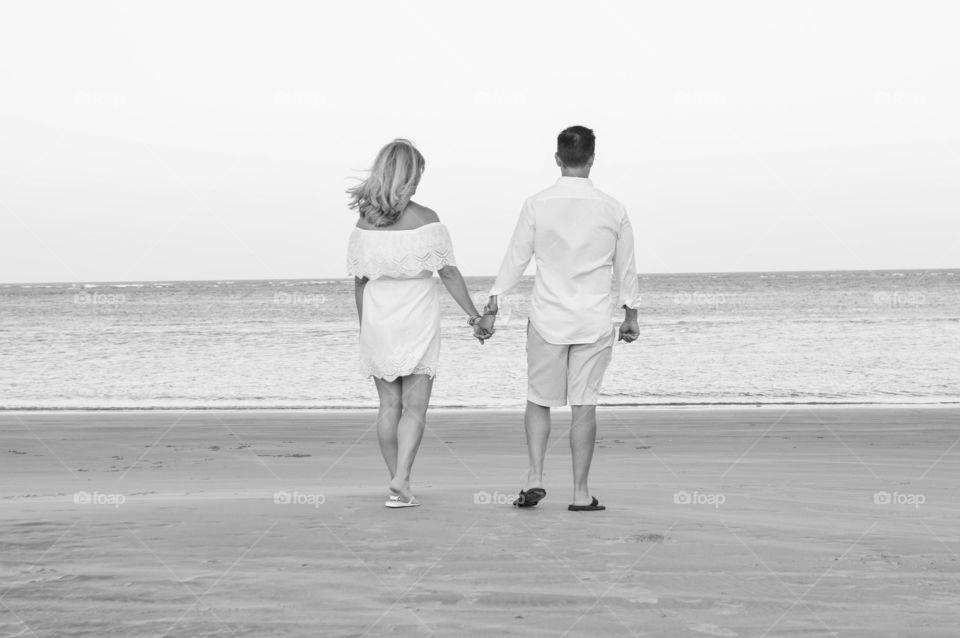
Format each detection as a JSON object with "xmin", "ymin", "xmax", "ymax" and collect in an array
[{"xmin": 1, "ymin": 407, "xmax": 958, "ymax": 637}]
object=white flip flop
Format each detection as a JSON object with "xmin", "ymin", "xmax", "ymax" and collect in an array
[{"xmin": 384, "ymin": 496, "xmax": 420, "ymax": 508}]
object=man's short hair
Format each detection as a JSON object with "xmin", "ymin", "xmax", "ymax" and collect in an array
[{"xmin": 556, "ymin": 125, "xmax": 595, "ymax": 167}]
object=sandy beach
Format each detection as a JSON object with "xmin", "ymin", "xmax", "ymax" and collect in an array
[{"xmin": 1, "ymin": 407, "xmax": 958, "ymax": 637}]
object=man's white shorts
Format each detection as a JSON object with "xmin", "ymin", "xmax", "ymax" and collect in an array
[{"xmin": 526, "ymin": 322, "xmax": 615, "ymax": 407}]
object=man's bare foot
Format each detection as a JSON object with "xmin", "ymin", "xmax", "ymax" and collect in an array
[
  {"xmin": 571, "ymin": 490, "xmax": 593, "ymax": 506},
  {"xmin": 522, "ymin": 472, "xmax": 544, "ymax": 493}
]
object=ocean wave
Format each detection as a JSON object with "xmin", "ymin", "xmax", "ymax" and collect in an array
[{"xmin": 5, "ymin": 270, "xmax": 958, "ymax": 411}]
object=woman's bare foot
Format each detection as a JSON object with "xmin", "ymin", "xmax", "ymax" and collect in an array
[{"xmin": 388, "ymin": 477, "xmax": 414, "ymax": 501}]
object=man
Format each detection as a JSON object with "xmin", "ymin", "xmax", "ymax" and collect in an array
[{"xmin": 478, "ymin": 125, "xmax": 640, "ymax": 511}]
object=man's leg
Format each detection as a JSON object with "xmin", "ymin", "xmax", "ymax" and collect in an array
[
  {"xmin": 566, "ymin": 329, "xmax": 614, "ymax": 506},
  {"xmin": 523, "ymin": 322, "xmax": 568, "ymax": 494},
  {"xmin": 570, "ymin": 405, "xmax": 597, "ymax": 505},
  {"xmin": 523, "ymin": 401, "xmax": 550, "ymax": 491}
]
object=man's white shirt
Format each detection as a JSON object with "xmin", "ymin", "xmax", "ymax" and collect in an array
[{"xmin": 490, "ymin": 176, "xmax": 641, "ymax": 344}]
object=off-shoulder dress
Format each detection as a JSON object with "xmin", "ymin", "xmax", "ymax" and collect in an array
[{"xmin": 346, "ymin": 222, "xmax": 456, "ymax": 381}]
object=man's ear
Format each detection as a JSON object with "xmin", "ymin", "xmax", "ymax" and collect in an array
[
  {"xmin": 554, "ymin": 152, "xmax": 563, "ymax": 167},
  {"xmin": 586, "ymin": 154, "xmax": 595, "ymax": 168}
]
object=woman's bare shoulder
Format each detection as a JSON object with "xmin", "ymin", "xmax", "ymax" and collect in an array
[
  {"xmin": 354, "ymin": 204, "xmax": 440, "ymax": 230},
  {"xmin": 404, "ymin": 202, "xmax": 440, "ymax": 227}
]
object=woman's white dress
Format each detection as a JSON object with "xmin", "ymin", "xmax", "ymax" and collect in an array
[{"xmin": 346, "ymin": 222, "xmax": 456, "ymax": 381}]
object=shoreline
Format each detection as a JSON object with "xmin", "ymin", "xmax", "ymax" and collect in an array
[{"xmin": 3, "ymin": 400, "xmax": 960, "ymax": 413}]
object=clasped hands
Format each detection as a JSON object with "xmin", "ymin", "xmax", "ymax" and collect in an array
[{"xmin": 468, "ymin": 300, "xmax": 498, "ymax": 344}]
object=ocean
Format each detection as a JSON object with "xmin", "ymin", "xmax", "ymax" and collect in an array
[{"xmin": 1, "ymin": 270, "xmax": 958, "ymax": 409}]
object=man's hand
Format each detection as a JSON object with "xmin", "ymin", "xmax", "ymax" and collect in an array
[
  {"xmin": 619, "ymin": 307, "xmax": 639, "ymax": 343},
  {"xmin": 472, "ymin": 295, "xmax": 498, "ymax": 344},
  {"xmin": 469, "ymin": 314, "xmax": 495, "ymax": 343},
  {"xmin": 476, "ymin": 314, "xmax": 496, "ymax": 342},
  {"xmin": 618, "ymin": 318, "xmax": 639, "ymax": 343}
]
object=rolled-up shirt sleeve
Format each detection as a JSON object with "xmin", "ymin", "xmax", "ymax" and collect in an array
[
  {"xmin": 614, "ymin": 210, "xmax": 641, "ymax": 309},
  {"xmin": 490, "ymin": 201, "xmax": 535, "ymax": 296}
]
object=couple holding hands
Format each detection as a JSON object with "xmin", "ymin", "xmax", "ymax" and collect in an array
[{"xmin": 346, "ymin": 126, "xmax": 641, "ymax": 511}]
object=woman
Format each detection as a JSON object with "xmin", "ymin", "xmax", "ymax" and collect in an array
[{"xmin": 346, "ymin": 139, "xmax": 492, "ymax": 508}]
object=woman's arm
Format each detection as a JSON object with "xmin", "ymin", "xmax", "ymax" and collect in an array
[
  {"xmin": 437, "ymin": 265, "xmax": 480, "ymax": 319},
  {"xmin": 354, "ymin": 276, "xmax": 368, "ymax": 324}
]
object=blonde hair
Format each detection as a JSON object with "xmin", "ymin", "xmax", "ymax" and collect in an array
[{"xmin": 347, "ymin": 139, "xmax": 425, "ymax": 227}]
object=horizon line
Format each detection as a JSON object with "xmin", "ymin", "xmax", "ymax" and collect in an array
[{"xmin": 2, "ymin": 266, "xmax": 958, "ymax": 287}]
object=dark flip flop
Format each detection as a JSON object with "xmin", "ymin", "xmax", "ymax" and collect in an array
[
  {"xmin": 513, "ymin": 488, "xmax": 547, "ymax": 508},
  {"xmin": 568, "ymin": 497, "xmax": 606, "ymax": 512}
]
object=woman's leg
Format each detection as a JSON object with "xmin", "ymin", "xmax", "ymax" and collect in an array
[
  {"xmin": 373, "ymin": 377, "xmax": 403, "ymax": 479},
  {"xmin": 388, "ymin": 373, "xmax": 434, "ymax": 500}
]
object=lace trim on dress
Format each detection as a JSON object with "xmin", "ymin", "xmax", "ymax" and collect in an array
[
  {"xmin": 361, "ymin": 344, "xmax": 439, "ymax": 381},
  {"xmin": 346, "ymin": 223, "xmax": 456, "ymax": 280},
  {"xmin": 361, "ymin": 363, "xmax": 437, "ymax": 382}
]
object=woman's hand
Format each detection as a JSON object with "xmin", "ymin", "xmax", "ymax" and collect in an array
[
  {"xmin": 476, "ymin": 314, "xmax": 496, "ymax": 339},
  {"xmin": 469, "ymin": 315, "xmax": 495, "ymax": 344},
  {"xmin": 474, "ymin": 299, "xmax": 498, "ymax": 343}
]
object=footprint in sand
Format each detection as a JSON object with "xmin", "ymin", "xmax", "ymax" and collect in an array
[
  {"xmin": 711, "ymin": 601, "xmax": 744, "ymax": 616},
  {"xmin": 860, "ymin": 553, "xmax": 902, "ymax": 569},
  {"xmin": 618, "ymin": 586, "xmax": 658, "ymax": 604},
  {"xmin": 619, "ymin": 533, "xmax": 665, "ymax": 544},
  {"xmin": 689, "ymin": 623, "xmax": 738, "ymax": 637}
]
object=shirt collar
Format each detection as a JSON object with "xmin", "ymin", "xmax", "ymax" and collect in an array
[{"xmin": 556, "ymin": 176, "xmax": 593, "ymax": 187}]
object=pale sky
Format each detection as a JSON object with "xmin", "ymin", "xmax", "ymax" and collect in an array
[{"xmin": 1, "ymin": 1, "xmax": 957, "ymax": 283}]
